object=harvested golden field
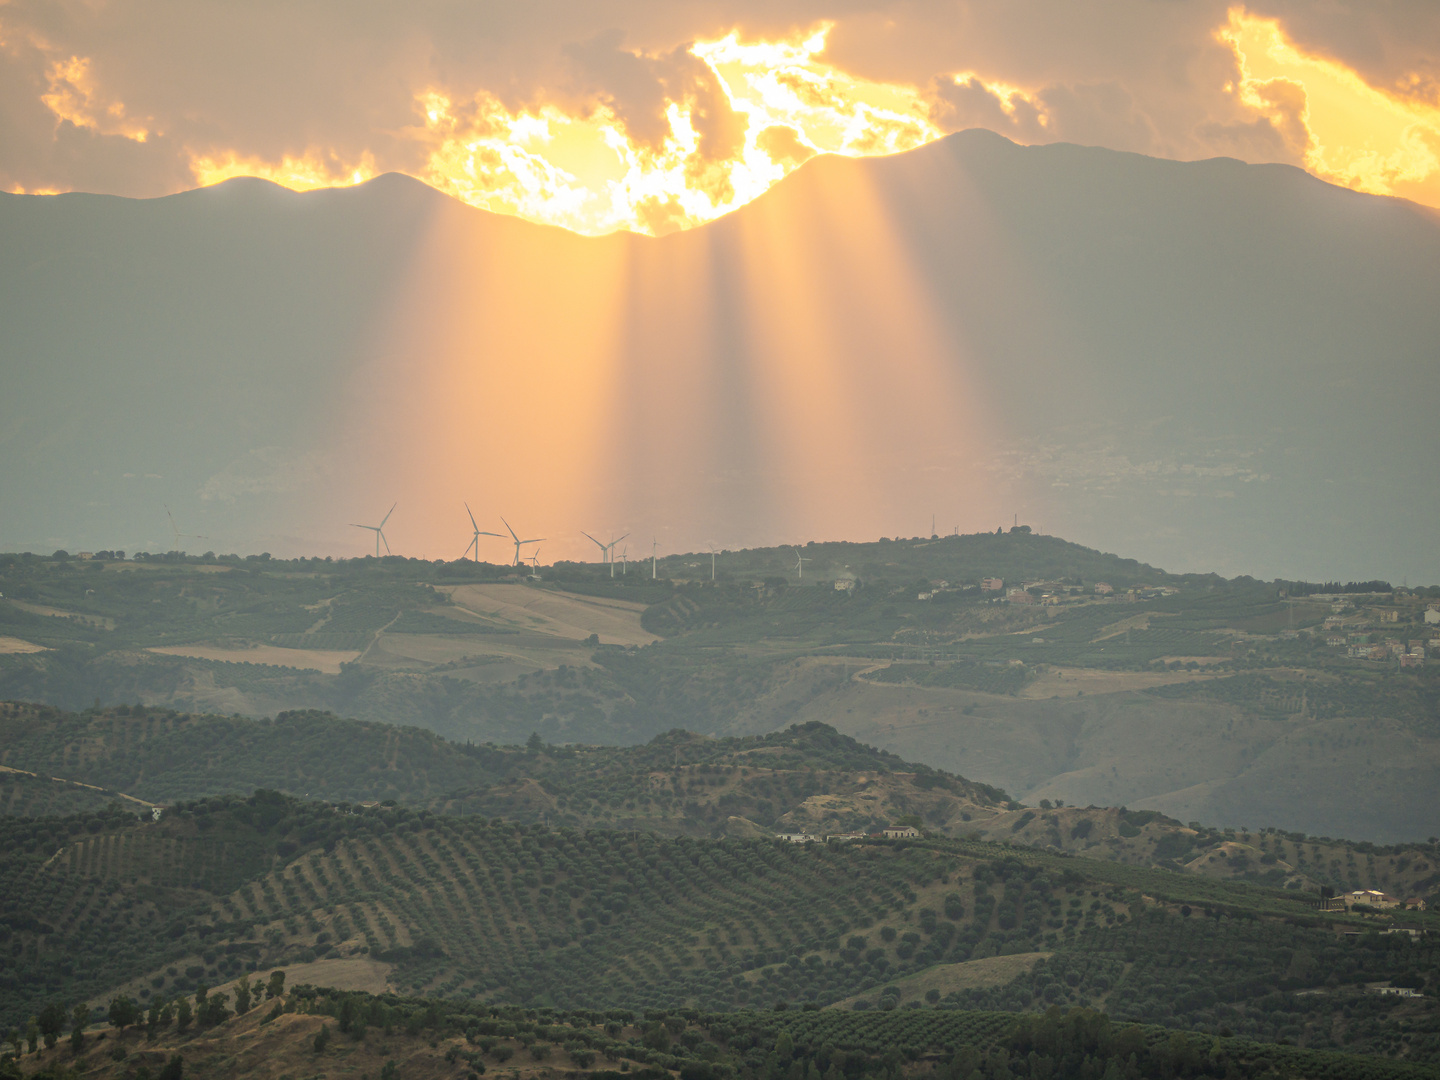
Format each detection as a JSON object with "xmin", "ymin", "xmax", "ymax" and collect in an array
[{"xmin": 439, "ymin": 583, "xmax": 655, "ymax": 645}]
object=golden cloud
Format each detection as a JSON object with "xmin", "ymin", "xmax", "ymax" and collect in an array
[
  {"xmin": 404, "ymin": 25, "xmax": 941, "ymax": 236},
  {"xmin": 41, "ymin": 55, "xmax": 149, "ymax": 141},
  {"xmin": 191, "ymin": 149, "xmax": 377, "ymax": 191},
  {"xmin": 1221, "ymin": 7, "xmax": 1440, "ymax": 207}
]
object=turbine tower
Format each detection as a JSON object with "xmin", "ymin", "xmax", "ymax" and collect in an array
[
  {"xmin": 708, "ymin": 544, "xmax": 717, "ymax": 582},
  {"xmin": 651, "ymin": 538, "xmax": 659, "ymax": 580},
  {"xmin": 620, "ymin": 544, "xmax": 628, "ymax": 575},
  {"xmin": 164, "ymin": 505, "xmax": 208, "ymax": 551},
  {"xmin": 604, "ymin": 533, "xmax": 629, "ymax": 578},
  {"xmin": 463, "ymin": 504, "xmax": 503, "ymax": 562},
  {"xmin": 350, "ymin": 503, "xmax": 396, "ymax": 557},
  {"xmin": 529, "ymin": 548, "xmax": 543, "ymax": 574},
  {"xmin": 501, "ymin": 517, "xmax": 544, "ymax": 567},
  {"xmin": 792, "ymin": 548, "xmax": 811, "ymax": 580}
]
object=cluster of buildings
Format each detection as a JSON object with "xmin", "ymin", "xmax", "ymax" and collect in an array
[
  {"xmin": 972, "ymin": 578, "xmax": 1177, "ymax": 606},
  {"xmin": 1328, "ymin": 634, "xmax": 1432, "ymax": 666},
  {"xmin": 1309, "ymin": 601, "xmax": 1439, "ymax": 667},
  {"xmin": 1320, "ymin": 889, "xmax": 1428, "ymax": 913},
  {"xmin": 776, "ymin": 824, "xmax": 923, "ymax": 843}
]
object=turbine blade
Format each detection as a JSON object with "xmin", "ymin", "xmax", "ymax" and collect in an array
[
  {"xmin": 466, "ymin": 503, "xmax": 479, "ymax": 530},
  {"xmin": 501, "ymin": 517, "xmax": 519, "ymax": 542},
  {"xmin": 380, "ymin": 502, "xmax": 396, "ymax": 528},
  {"xmin": 380, "ymin": 530, "xmax": 391, "ymax": 555}
]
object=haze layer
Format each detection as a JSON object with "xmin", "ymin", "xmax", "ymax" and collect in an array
[{"xmin": 2, "ymin": 131, "xmax": 1437, "ymax": 580}]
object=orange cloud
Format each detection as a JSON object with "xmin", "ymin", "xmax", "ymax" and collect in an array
[{"xmin": 1221, "ymin": 8, "xmax": 1440, "ymax": 208}]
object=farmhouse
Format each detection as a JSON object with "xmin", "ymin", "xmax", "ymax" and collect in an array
[
  {"xmin": 1341, "ymin": 889, "xmax": 1402, "ymax": 910},
  {"xmin": 875, "ymin": 825, "xmax": 922, "ymax": 839}
]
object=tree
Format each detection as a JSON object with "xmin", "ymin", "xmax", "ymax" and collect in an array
[
  {"xmin": 265, "ymin": 971, "xmax": 286, "ymax": 1000},
  {"xmin": 233, "ymin": 976, "xmax": 252, "ymax": 1015},
  {"xmin": 158, "ymin": 1054, "xmax": 184, "ymax": 1080},
  {"xmin": 314, "ymin": 1024, "xmax": 332, "ymax": 1053},
  {"xmin": 25, "ymin": 1018, "xmax": 38, "ymax": 1054},
  {"xmin": 107, "ymin": 997, "xmax": 140, "ymax": 1032},
  {"xmin": 71, "ymin": 1004, "xmax": 91, "ymax": 1053},
  {"xmin": 200, "ymin": 991, "xmax": 230, "ymax": 1028},
  {"xmin": 175, "ymin": 998, "xmax": 193, "ymax": 1034},
  {"xmin": 380, "ymin": 1060, "xmax": 400, "ymax": 1080},
  {"xmin": 37, "ymin": 1002, "xmax": 66, "ymax": 1050}
]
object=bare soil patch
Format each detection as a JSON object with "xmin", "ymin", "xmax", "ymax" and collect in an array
[
  {"xmin": 147, "ymin": 643, "xmax": 361, "ymax": 674},
  {"xmin": 0, "ymin": 635, "xmax": 46, "ymax": 653},
  {"xmin": 6, "ymin": 599, "xmax": 114, "ymax": 629},
  {"xmin": 222, "ymin": 957, "xmax": 393, "ymax": 996},
  {"xmin": 1016, "ymin": 665, "xmax": 1219, "ymax": 699},
  {"xmin": 369, "ymin": 632, "xmax": 594, "ymax": 673},
  {"xmin": 828, "ymin": 952, "xmax": 1050, "ymax": 1009}
]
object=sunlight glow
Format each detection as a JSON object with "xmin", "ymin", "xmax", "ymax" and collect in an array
[
  {"xmin": 411, "ymin": 26, "xmax": 940, "ymax": 235},
  {"xmin": 1220, "ymin": 8, "xmax": 1440, "ymax": 207},
  {"xmin": 192, "ymin": 149, "xmax": 378, "ymax": 192}
]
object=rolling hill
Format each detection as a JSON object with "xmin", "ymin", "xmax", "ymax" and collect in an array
[
  {"xmin": 1, "ymin": 789, "xmax": 1437, "ymax": 1067},
  {"xmin": 13, "ymin": 992, "xmax": 1437, "ymax": 1080},
  {"xmin": 2, "ymin": 699, "xmax": 1438, "ymax": 919},
  {"xmin": 3, "ymin": 542, "xmax": 1437, "ymax": 842}
]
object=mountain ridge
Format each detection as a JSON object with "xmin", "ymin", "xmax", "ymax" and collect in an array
[{"xmin": 3, "ymin": 131, "xmax": 1438, "ymax": 578}]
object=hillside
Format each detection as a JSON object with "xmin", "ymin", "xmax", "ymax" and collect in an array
[
  {"xmin": 2, "ymin": 548, "xmax": 1438, "ymax": 841},
  {"xmin": 1, "ymin": 792, "xmax": 1437, "ymax": 1066},
  {"xmin": 13, "ymin": 993, "xmax": 1436, "ymax": 1080},
  {"xmin": 0, "ymin": 704, "xmax": 1007, "ymax": 827},
  {"xmin": 3, "ymin": 133, "xmax": 1440, "ymax": 580},
  {"xmin": 7, "ymin": 700, "xmax": 1440, "ymax": 905}
]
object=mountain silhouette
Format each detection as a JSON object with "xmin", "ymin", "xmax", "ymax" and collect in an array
[{"xmin": 2, "ymin": 130, "xmax": 1435, "ymax": 579}]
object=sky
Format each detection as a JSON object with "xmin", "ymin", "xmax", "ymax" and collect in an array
[{"xmin": 4, "ymin": 1, "xmax": 1440, "ymax": 235}]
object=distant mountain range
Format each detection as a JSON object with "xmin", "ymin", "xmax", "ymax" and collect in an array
[{"xmin": 2, "ymin": 130, "xmax": 1437, "ymax": 580}]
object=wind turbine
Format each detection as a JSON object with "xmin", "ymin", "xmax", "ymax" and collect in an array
[
  {"xmin": 604, "ymin": 533, "xmax": 629, "ymax": 578},
  {"xmin": 350, "ymin": 503, "xmax": 396, "ymax": 557},
  {"xmin": 620, "ymin": 544, "xmax": 628, "ymax": 575},
  {"xmin": 501, "ymin": 517, "xmax": 544, "ymax": 567},
  {"xmin": 792, "ymin": 548, "xmax": 811, "ymax": 580},
  {"xmin": 164, "ymin": 505, "xmax": 207, "ymax": 551},
  {"xmin": 463, "ymin": 504, "xmax": 503, "ymax": 562},
  {"xmin": 708, "ymin": 544, "xmax": 717, "ymax": 582},
  {"xmin": 651, "ymin": 537, "xmax": 659, "ymax": 580},
  {"xmin": 529, "ymin": 548, "xmax": 543, "ymax": 575},
  {"xmin": 582, "ymin": 531, "xmax": 609, "ymax": 569}
]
